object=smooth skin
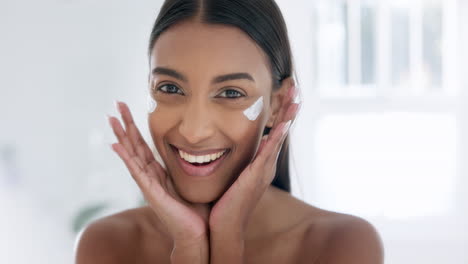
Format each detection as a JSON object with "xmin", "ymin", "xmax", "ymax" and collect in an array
[{"xmin": 75, "ymin": 20, "xmax": 384, "ymax": 264}]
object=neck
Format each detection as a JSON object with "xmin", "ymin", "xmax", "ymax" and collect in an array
[{"xmin": 243, "ymin": 185, "xmax": 288, "ymax": 241}]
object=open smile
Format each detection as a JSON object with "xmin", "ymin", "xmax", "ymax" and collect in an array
[{"xmin": 170, "ymin": 145, "xmax": 230, "ymax": 177}]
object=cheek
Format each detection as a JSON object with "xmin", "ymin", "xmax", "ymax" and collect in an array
[
  {"xmin": 223, "ymin": 112, "xmax": 263, "ymax": 140},
  {"xmin": 147, "ymin": 105, "xmax": 182, "ymax": 157},
  {"xmin": 220, "ymin": 108, "xmax": 267, "ymax": 163},
  {"xmin": 147, "ymin": 100, "xmax": 267, "ymax": 154}
]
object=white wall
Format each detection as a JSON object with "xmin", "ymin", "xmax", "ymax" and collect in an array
[
  {"xmin": 0, "ymin": 0, "xmax": 163, "ymax": 262},
  {"xmin": 458, "ymin": 0, "xmax": 468, "ymax": 216}
]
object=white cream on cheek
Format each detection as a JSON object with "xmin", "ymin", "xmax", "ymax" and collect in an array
[
  {"xmin": 243, "ymin": 96, "xmax": 263, "ymax": 121},
  {"xmin": 147, "ymin": 95, "xmax": 158, "ymax": 113}
]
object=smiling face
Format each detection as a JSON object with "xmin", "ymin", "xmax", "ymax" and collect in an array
[{"xmin": 148, "ymin": 20, "xmax": 281, "ymax": 204}]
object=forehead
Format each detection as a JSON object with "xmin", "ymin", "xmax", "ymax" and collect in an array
[{"xmin": 150, "ymin": 20, "xmax": 271, "ymax": 86}]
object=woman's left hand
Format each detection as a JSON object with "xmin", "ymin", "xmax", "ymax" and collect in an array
[{"xmin": 208, "ymin": 84, "xmax": 300, "ymax": 239}]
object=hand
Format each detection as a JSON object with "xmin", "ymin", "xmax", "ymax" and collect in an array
[
  {"xmin": 107, "ymin": 101, "xmax": 209, "ymax": 252},
  {"xmin": 208, "ymin": 84, "xmax": 300, "ymax": 237}
]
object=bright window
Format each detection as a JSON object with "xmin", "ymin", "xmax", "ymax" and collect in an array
[
  {"xmin": 314, "ymin": 112, "xmax": 457, "ymax": 219},
  {"xmin": 308, "ymin": 0, "xmax": 460, "ymax": 220}
]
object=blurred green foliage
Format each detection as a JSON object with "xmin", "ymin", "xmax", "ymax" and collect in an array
[{"xmin": 72, "ymin": 202, "xmax": 109, "ymax": 233}]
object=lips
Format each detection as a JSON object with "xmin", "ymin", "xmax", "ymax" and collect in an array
[{"xmin": 170, "ymin": 145, "xmax": 230, "ymax": 177}]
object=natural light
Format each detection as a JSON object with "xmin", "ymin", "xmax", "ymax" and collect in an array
[{"xmin": 313, "ymin": 112, "xmax": 457, "ymax": 220}]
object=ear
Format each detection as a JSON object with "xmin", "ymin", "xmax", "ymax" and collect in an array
[{"xmin": 265, "ymin": 77, "xmax": 295, "ymax": 128}]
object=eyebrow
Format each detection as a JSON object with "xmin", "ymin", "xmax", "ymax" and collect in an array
[{"xmin": 152, "ymin": 67, "xmax": 255, "ymax": 84}]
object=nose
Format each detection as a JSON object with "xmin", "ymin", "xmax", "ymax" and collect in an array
[{"xmin": 178, "ymin": 100, "xmax": 216, "ymax": 145}]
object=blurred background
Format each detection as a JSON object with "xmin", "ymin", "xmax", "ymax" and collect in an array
[{"xmin": 0, "ymin": 0, "xmax": 466, "ymax": 263}]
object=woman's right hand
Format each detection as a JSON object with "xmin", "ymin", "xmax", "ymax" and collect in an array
[{"xmin": 107, "ymin": 101, "xmax": 209, "ymax": 258}]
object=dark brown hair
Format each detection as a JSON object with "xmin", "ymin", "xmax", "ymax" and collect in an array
[{"xmin": 148, "ymin": 0, "xmax": 295, "ymax": 192}]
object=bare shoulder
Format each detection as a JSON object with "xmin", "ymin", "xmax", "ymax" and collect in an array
[
  {"xmin": 300, "ymin": 207, "xmax": 384, "ymax": 264},
  {"xmin": 74, "ymin": 207, "xmax": 146, "ymax": 264},
  {"xmin": 266, "ymin": 188, "xmax": 383, "ymax": 263}
]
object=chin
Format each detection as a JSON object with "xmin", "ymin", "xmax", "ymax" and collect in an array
[
  {"xmin": 167, "ymin": 166, "xmax": 241, "ymax": 204},
  {"xmin": 174, "ymin": 181, "xmax": 228, "ymax": 204}
]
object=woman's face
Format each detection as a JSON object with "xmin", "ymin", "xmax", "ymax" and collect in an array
[{"xmin": 148, "ymin": 20, "xmax": 279, "ymax": 204}]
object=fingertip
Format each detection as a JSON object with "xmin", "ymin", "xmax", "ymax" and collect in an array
[
  {"xmin": 110, "ymin": 143, "xmax": 118, "ymax": 152},
  {"xmin": 111, "ymin": 143, "xmax": 123, "ymax": 154},
  {"xmin": 121, "ymin": 101, "xmax": 131, "ymax": 112},
  {"xmin": 120, "ymin": 101, "xmax": 127, "ymax": 110},
  {"xmin": 111, "ymin": 143, "xmax": 130, "ymax": 160},
  {"xmin": 109, "ymin": 114, "xmax": 120, "ymax": 126},
  {"xmin": 106, "ymin": 114, "xmax": 112, "ymax": 126},
  {"xmin": 114, "ymin": 100, "xmax": 122, "ymax": 114}
]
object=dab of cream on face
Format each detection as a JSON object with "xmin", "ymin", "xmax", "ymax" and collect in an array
[
  {"xmin": 147, "ymin": 96, "xmax": 157, "ymax": 113},
  {"xmin": 243, "ymin": 96, "xmax": 263, "ymax": 121}
]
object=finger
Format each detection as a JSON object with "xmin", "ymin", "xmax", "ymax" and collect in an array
[
  {"xmin": 283, "ymin": 102, "xmax": 300, "ymax": 127},
  {"xmin": 112, "ymin": 143, "xmax": 182, "ymax": 225},
  {"xmin": 268, "ymin": 102, "xmax": 299, "ymax": 161},
  {"xmin": 251, "ymin": 121, "xmax": 287, "ymax": 171},
  {"xmin": 113, "ymin": 143, "xmax": 206, "ymax": 241},
  {"xmin": 254, "ymin": 135, "xmax": 269, "ymax": 159},
  {"xmin": 255, "ymin": 99, "xmax": 299, "ymax": 164},
  {"xmin": 271, "ymin": 121, "xmax": 291, "ymax": 163},
  {"xmin": 271, "ymin": 84, "xmax": 296, "ymax": 129},
  {"xmin": 238, "ymin": 123, "xmax": 288, "ymax": 194},
  {"xmin": 227, "ymin": 93, "xmax": 298, "ymax": 205},
  {"xmin": 233, "ymin": 121, "xmax": 291, "ymax": 203},
  {"xmin": 116, "ymin": 101, "xmax": 154, "ymax": 164},
  {"xmin": 147, "ymin": 160, "xmax": 167, "ymax": 187},
  {"xmin": 111, "ymin": 143, "xmax": 166, "ymax": 200},
  {"xmin": 108, "ymin": 115, "xmax": 137, "ymax": 157},
  {"xmin": 116, "ymin": 101, "xmax": 150, "ymax": 162},
  {"xmin": 112, "ymin": 142, "xmax": 145, "ymax": 183}
]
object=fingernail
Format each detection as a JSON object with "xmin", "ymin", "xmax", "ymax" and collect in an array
[
  {"xmin": 282, "ymin": 120, "xmax": 292, "ymax": 135},
  {"xmin": 106, "ymin": 114, "xmax": 111, "ymax": 123}
]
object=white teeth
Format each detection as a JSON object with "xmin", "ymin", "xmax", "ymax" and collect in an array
[
  {"xmin": 196, "ymin": 155, "xmax": 203, "ymax": 163},
  {"xmin": 178, "ymin": 149, "xmax": 226, "ymax": 164}
]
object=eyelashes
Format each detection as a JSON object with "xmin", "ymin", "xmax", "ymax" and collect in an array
[
  {"xmin": 218, "ymin": 89, "xmax": 244, "ymax": 99},
  {"xmin": 156, "ymin": 84, "xmax": 184, "ymax": 95},
  {"xmin": 155, "ymin": 84, "xmax": 246, "ymax": 99}
]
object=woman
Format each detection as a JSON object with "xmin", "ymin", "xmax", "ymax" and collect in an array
[{"xmin": 75, "ymin": 0, "xmax": 384, "ymax": 263}]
